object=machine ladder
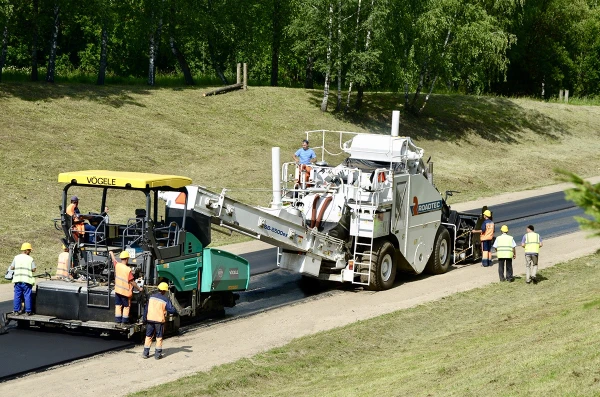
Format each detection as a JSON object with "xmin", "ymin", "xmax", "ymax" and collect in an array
[{"xmin": 350, "ymin": 187, "xmax": 375, "ymax": 286}]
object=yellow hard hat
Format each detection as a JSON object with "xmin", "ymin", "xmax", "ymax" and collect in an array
[
  {"xmin": 21, "ymin": 242, "xmax": 32, "ymax": 251},
  {"xmin": 483, "ymin": 210, "xmax": 491, "ymax": 217},
  {"xmin": 501, "ymin": 225, "xmax": 509, "ymax": 233},
  {"xmin": 119, "ymin": 251, "xmax": 130, "ymax": 259},
  {"xmin": 157, "ymin": 282, "xmax": 169, "ymax": 291}
]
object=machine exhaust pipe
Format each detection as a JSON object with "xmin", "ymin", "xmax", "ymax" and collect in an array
[
  {"xmin": 271, "ymin": 147, "xmax": 282, "ymax": 209},
  {"xmin": 391, "ymin": 110, "xmax": 400, "ymax": 137}
]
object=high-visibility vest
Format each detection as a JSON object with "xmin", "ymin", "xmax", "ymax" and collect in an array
[
  {"xmin": 495, "ymin": 234, "xmax": 514, "ymax": 259},
  {"xmin": 114, "ymin": 262, "xmax": 132, "ymax": 298},
  {"xmin": 481, "ymin": 220, "xmax": 495, "ymax": 241},
  {"xmin": 72, "ymin": 223, "xmax": 85, "ymax": 241},
  {"xmin": 12, "ymin": 254, "xmax": 35, "ymax": 285},
  {"xmin": 524, "ymin": 232, "xmax": 541, "ymax": 254},
  {"xmin": 66, "ymin": 203, "xmax": 77, "ymax": 216},
  {"xmin": 147, "ymin": 293, "xmax": 168, "ymax": 323},
  {"xmin": 57, "ymin": 252, "xmax": 70, "ymax": 278}
]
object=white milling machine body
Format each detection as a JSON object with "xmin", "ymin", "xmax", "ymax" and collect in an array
[{"xmin": 163, "ymin": 111, "xmax": 480, "ymax": 290}]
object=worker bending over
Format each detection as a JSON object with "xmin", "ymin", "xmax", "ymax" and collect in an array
[
  {"xmin": 56, "ymin": 245, "xmax": 71, "ymax": 280},
  {"xmin": 143, "ymin": 282, "xmax": 177, "ymax": 360}
]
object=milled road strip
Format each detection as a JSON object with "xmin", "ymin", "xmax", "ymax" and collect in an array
[{"xmin": 1, "ymin": 179, "xmax": 599, "ymax": 396}]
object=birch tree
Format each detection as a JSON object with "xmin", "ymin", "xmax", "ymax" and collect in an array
[{"xmin": 0, "ymin": 0, "xmax": 11, "ymax": 82}]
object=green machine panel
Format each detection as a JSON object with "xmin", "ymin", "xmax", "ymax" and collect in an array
[
  {"xmin": 200, "ymin": 248, "xmax": 250, "ymax": 293},
  {"xmin": 156, "ymin": 254, "xmax": 202, "ymax": 291}
]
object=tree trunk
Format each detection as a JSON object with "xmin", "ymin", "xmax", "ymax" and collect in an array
[
  {"xmin": 410, "ymin": 61, "xmax": 426, "ymax": 110},
  {"xmin": 320, "ymin": 3, "xmax": 334, "ymax": 112},
  {"xmin": 97, "ymin": 22, "xmax": 108, "ymax": 85},
  {"xmin": 404, "ymin": 82, "xmax": 409, "ymax": 108},
  {"xmin": 270, "ymin": 0, "xmax": 281, "ymax": 86},
  {"xmin": 148, "ymin": 31, "xmax": 156, "ymax": 86},
  {"xmin": 345, "ymin": 0, "xmax": 361, "ymax": 113},
  {"xmin": 353, "ymin": 0, "xmax": 373, "ymax": 111},
  {"xmin": 304, "ymin": 55, "xmax": 314, "ymax": 88},
  {"xmin": 207, "ymin": 37, "xmax": 228, "ymax": 85},
  {"xmin": 168, "ymin": 5, "xmax": 194, "ymax": 86},
  {"xmin": 335, "ymin": 0, "xmax": 342, "ymax": 111},
  {"xmin": 0, "ymin": 24, "xmax": 8, "ymax": 82},
  {"xmin": 169, "ymin": 36, "xmax": 194, "ymax": 85},
  {"xmin": 31, "ymin": 0, "xmax": 39, "ymax": 82},
  {"xmin": 45, "ymin": 3, "xmax": 60, "ymax": 83},
  {"xmin": 419, "ymin": 25, "xmax": 452, "ymax": 114}
]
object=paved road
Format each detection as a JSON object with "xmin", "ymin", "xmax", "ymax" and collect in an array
[{"xmin": 0, "ymin": 190, "xmax": 588, "ymax": 382}]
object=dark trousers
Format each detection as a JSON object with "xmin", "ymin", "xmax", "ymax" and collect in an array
[
  {"xmin": 13, "ymin": 282, "xmax": 33, "ymax": 313},
  {"xmin": 498, "ymin": 258, "xmax": 513, "ymax": 281}
]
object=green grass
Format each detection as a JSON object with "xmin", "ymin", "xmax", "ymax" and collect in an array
[
  {"xmin": 1, "ymin": 82, "xmax": 600, "ymax": 278},
  {"xmin": 130, "ymin": 252, "xmax": 600, "ymax": 397}
]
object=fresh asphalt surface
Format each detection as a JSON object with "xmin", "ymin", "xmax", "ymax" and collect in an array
[{"xmin": 0, "ymin": 190, "xmax": 588, "ymax": 382}]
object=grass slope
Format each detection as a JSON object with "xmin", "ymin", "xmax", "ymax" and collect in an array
[
  {"xmin": 132, "ymin": 253, "xmax": 600, "ymax": 397},
  {"xmin": 1, "ymin": 83, "xmax": 600, "ymax": 276}
]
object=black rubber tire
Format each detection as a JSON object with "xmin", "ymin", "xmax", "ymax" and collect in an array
[
  {"xmin": 362, "ymin": 239, "xmax": 397, "ymax": 291},
  {"xmin": 425, "ymin": 227, "xmax": 451, "ymax": 274}
]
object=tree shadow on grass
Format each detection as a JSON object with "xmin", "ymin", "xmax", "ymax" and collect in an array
[
  {"xmin": 0, "ymin": 82, "xmax": 192, "ymax": 108},
  {"xmin": 308, "ymin": 92, "xmax": 569, "ymax": 144}
]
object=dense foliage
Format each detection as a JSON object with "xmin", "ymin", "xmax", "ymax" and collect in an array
[{"xmin": 1, "ymin": 0, "xmax": 599, "ymax": 107}]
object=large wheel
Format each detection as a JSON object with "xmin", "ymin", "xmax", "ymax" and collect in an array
[
  {"xmin": 425, "ymin": 227, "xmax": 451, "ymax": 274},
  {"xmin": 362, "ymin": 239, "xmax": 397, "ymax": 291}
]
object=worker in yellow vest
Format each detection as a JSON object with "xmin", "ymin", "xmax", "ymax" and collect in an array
[
  {"xmin": 472, "ymin": 209, "xmax": 495, "ymax": 267},
  {"xmin": 521, "ymin": 225, "xmax": 543, "ymax": 284},
  {"xmin": 143, "ymin": 282, "xmax": 177, "ymax": 360},
  {"xmin": 492, "ymin": 225, "xmax": 516, "ymax": 282},
  {"xmin": 109, "ymin": 250, "xmax": 143, "ymax": 325},
  {"xmin": 9, "ymin": 243, "xmax": 37, "ymax": 315},
  {"xmin": 56, "ymin": 245, "xmax": 71, "ymax": 279}
]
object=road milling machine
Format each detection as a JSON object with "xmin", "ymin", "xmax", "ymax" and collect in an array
[
  {"xmin": 6, "ymin": 171, "xmax": 250, "ymax": 337},
  {"xmin": 162, "ymin": 111, "xmax": 481, "ymax": 291}
]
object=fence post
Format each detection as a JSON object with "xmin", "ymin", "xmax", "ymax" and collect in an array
[
  {"xmin": 559, "ymin": 89, "xmax": 563, "ymax": 101},
  {"xmin": 243, "ymin": 63, "xmax": 248, "ymax": 90},
  {"xmin": 564, "ymin": 89, "xmax": 569, "ymax": 103},
  {"xmin": 237, "ymin": 63, "xmax": 241, "ymax": 85}
]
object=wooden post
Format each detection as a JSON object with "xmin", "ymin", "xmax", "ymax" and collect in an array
[
  {"xmin": 243, "ymin": 63, "xmax": 248, "ymax": 90},
  {"xmin": 564, "ymin": 89, "xmax": 569, "ymax": 103},
  {"xmin": 237, "ymin": 63, "xmax": 241, "ymax": 84},
  {"xmin": 559, "ymin": 89, "xmax": 563, "ymax": 101}
]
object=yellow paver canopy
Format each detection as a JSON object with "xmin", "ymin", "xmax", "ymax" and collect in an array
[{"xmin": 58, "ymin": 170, "xmax": 192, "ymax": 189}]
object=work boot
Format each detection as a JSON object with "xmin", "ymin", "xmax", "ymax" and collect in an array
[
  {"xmin": 143, "ymin": 347, "xmax": 150, "ymax": 359},
  {"xmin": 155, "ymin": 353, "xmax": 164, "ymax": 360},
  {"xmin": 12, "ymin": 311, "xmax": 21, "ymax": 316}
]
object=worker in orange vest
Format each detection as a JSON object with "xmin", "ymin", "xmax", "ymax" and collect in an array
[
  {"xmin": 471, "ymin": 209, "xmax": 495, "ymax": 267},
  {"xmin": 143, "ymin": 282, "xmax": 177, "ymax": 360},
  {"xmin": 56, "ymin": 245, "xmax": 71, "ymax": 279},
  {"xmin": 109, "ymin": 250, "xmax": 142, "ymax": 326}
]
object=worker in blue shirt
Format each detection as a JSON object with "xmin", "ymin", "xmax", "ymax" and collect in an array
[{"xmin": 293, "ymin": 139, "xmax": 316, "ymax": 184}]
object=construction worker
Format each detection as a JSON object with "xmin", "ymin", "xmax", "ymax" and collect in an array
[
  {"xmin": 109, "ymin": 250, "xmax": 142, "ymax": 325},
  {"xmin": 56, "ymin": 245, "xmax": 71, "ymax": 279},
  {"xmin": 143, "ymin": 282, "xmax": 177, "ymax": 360},
  {"xmin": 293, "ymin": 139, "xmax": 316, "ymax": 184},
  {"xmin": 472, "ymin": 209, "xmax": 495, "ymax": 267},
  {"xmin": 492, "ymin": 225, "xmax": 516, "ymax": 282},
  {"xmin": 522, "ymin": 225, "xmax": 543, "ymax": 284},
  {"xmin": 66, "ymin": 196, "xmax": 96, "ymax": 243},
  {"xmin": 9, "ymin": 243, "xmax": 37, "ymax": 316}
]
